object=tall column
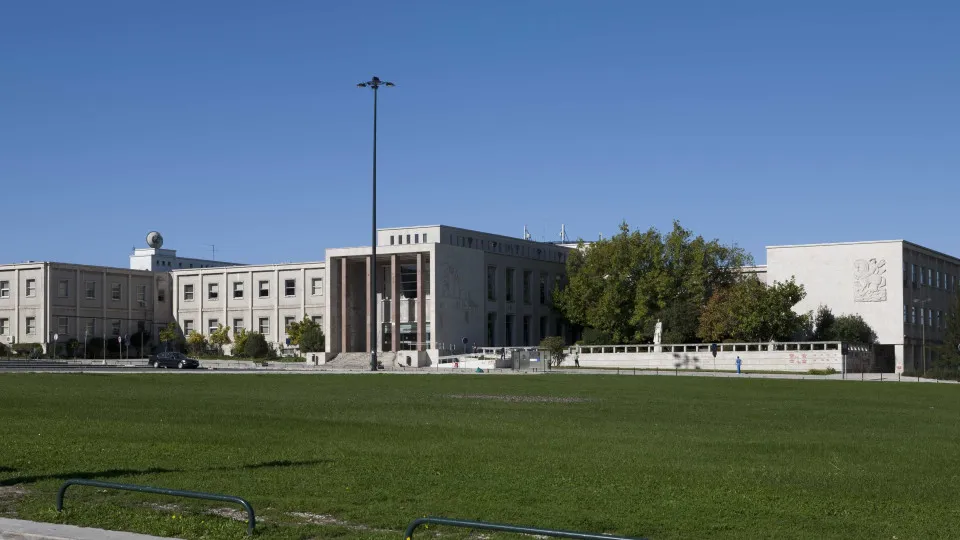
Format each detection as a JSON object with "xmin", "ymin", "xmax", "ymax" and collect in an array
[
  {"xmin": 365, "ymin": 255, "xmax": 372, "ymax": 352},
  {"xmin": 340, "ymin": 258, "xmax": 348, "ymax": 353},
  {"xmin": 417, "ymin": 252, "xmax": 425, "ymax": 351},
  {"xmin": 391, "ymin": 254, "xmax": 399, "ymax": 352}
]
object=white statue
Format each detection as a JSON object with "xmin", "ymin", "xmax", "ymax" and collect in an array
[{"xmin": 653, "ymin": 319, "xmax": 663, "ymax": 345}]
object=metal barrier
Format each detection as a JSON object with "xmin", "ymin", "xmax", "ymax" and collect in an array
[
  {"xmin": 404, "ymin": 516, "xmax": 645, "ymax": 539},
  {"xmin": 56, "ymin": 479, "xmax": 256, "ymax": 535}
]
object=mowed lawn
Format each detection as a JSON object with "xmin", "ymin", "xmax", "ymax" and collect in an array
[{"xmin": 1, "ymin": 374, "xmax": 959, "ymax": 539}]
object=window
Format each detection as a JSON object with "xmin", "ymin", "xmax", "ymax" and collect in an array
[
  {"xmin": 928, "ymin": 268, "xmax": 933, "ymax": 287},
  {"xmin": 285, "ymin": 279, "xmax": 296, "ymax": 297},
  {"xmin": 26, "ymin": 279, "xmax": 36, "ymax": 297},
  {"xmin": 539, "ymin": 316, "xmax": 548, "ymax": 341},
  {"xmin": 505, "ymin": 268, "xmax": 515, "ymax": 302},
  {"xmin": 486, "ymin": 266, "xmax": 496, "ymax": 301},
  {"xmin": 522, "ymin": 315, "xmax": 531, "ymax": 346},
  {"xmin": 486, "ymin": 313, "xmax": 496, "ymax": 347},
  {"xmin": 85, "ymin": 319, "xmax": 95, "ymax": 336},
  {"xmin": 903, "ymin": 305, "xmax": 907, "ymax": 323},
  {"xmin": 233, "ymin": 281, "xmax": 244, "ymax": 299},
  {"xmin": 184, "ymin": 284, "xmax": 194, "ymax": 301},
  {"xmin": 398, "ymin": 235, "xmax": 403, "ymax": 245},
  {"xmin": 158, "ymin": 289, "xmax": 166, "ymax": 302},
  {"xmin": 259, "ymin": 281, "xmax": 269, "ymax": 298},
  {"xmin": 0, "ymin": 281, "xmax": 8, "ymax": 298},
  {"xmin": 284, "ymin": 316, "xmax": 295, "ymax": 334},
  {"xmin": 25, "ymin": 317, "xmax": 36, "ymax": 335},
  {"xmin": 407, "ymin": 234, "xmax": 411, "ymax": 244},
  {"xmin": 58, "ymin": 279, "xmax": 69, "ymax": 298},
  {"xmin": 111, "ymin": 283, "xmax": 121, "ymax": 301},
  {"xmin": 911, "ymin": 306, "xmax": 917, "ymax": 324},
  {"xmin": 184, "ymin": 320, "xmax": 194, "ymax": 335},
  {"xmin": 911, "ymin": 264, "xmax": 916, "ymax": 284},
  {"xmin": 423, "ymin": 233, "xmax": 428, "ymax": 243},
  {"xmin": 505, "ymin": 314, "xmax": 514, "ymax": 347},
  {"xmin": 136, "ymin": 285, "xmax": 146, "ymax": 305},
  {"xmin": 0, "ymin": 319, "xmax": 8, "ymax": 335},
  {"xmin": 111, "ymin": 320, "xmax": 121, "ymax": 336},
  {"xmin": 208, "ymin": 282, "xmax": 219, "ymax": 300},
  {"xmin": 937, "ymin": 311, "xmax": 942, "ymax": 329},
  {"xmin": 233, "ymin": 319, "xmax": 244, "ymax": 334},
  {"xmin": 522, "ymin": 271, "xmax": 531, "ymax": 304},
  {"xmin": 312, "ymin": 316, "xmax": 323, "ymax": 326},
  {"xmin": 209, "ymin": 319, "xmax": 219, "ymax": 334},
  {"xmin": 928, "ymin": 309, "xmax": 933, "ymax": 327},
  {"xmin": 539, "ymin": 273, "xmax": 547, "ymax": 304},
  {"xmin": 259, "ymin": 317, "xmax": 270, "ymax": 335},
  {"xmin": 390, "ymin": 235, "xmax": 395, "ymax": 245},
  {"xmin": 58, "ymin": 317, "xmax": 68, "ymax": 335},
  {"xmin": 312, "ymin": 278, "xmax": 323, "ymax": 296}
]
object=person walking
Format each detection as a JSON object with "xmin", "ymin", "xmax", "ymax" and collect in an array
[
  {"xmin": 736, "ymin": 356, "xmax": 742, "ymax": 375},
  {"xmin": 574, "ymin": 352, "xmax": 580, "ymax": 368}
]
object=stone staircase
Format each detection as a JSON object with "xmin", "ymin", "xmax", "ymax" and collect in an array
[{"xmin": 327, "ymin": 352, "xmax": 397, "ymax": 370}]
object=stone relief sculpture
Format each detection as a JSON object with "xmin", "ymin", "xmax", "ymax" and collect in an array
[{"xmin": 854, "ymin": 258, "xmax": 887, "ymax": 302}]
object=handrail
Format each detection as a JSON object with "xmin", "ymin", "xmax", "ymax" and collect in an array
[
  {"xmin": 56, "ymin": 478, "xmax": 256, "ymax": 535},
  {"xmin": 404, "ymin": 516, "xmax": 645, "ymax": 539}
]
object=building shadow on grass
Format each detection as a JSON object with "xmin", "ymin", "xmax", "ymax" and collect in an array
[{"xmin": 1, "ymin": 459, "xmax": 332, "ymax": 487}]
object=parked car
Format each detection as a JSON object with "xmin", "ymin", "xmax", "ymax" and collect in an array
[{"xmin": 148, "ymin": 352, "xmax": 200, "ymax": 369}]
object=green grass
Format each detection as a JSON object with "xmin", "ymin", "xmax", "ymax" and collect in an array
[{"xmin": 1, "ymin": 373, "xmax": 959, "ymax": 539}]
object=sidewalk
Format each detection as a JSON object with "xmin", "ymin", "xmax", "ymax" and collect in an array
[{"xmin": 0, "ymin": 518, "xmax": 176, "ymax": 540}]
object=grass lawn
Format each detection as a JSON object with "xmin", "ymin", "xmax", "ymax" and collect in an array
[{"xmin": 1, "ymin": 373, "xmax": 959, "ymax": 539}]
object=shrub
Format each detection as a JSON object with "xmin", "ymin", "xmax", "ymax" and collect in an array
[
  {"xmin": 808, "ymin": 368, "xmax": 838, "ymax": 376},
  {"xmin": 299, "ymin": 326, "xmax": 325, "ymax": 353},
  {"xmin": 243, "ymin": 332, "xmax": 273, "ymax": 359},
  {"xmin": 0, "ymin": 342, "xmax": 8, "ymax": 357},
  {"xmin": 13, "ymin": 343, "xmax": 43, "ymax": 359}
]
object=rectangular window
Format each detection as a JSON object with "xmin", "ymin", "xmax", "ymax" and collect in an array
[
  {"xmin": 58, "ymin": 317, "xmax": 68, "ymax": 335},
  {"xmin": 505, "ymin": 314, "xmax": 514, "ymax": 347},
  {"xmin": 522, "ymin": 271, "xmax": 531, "ymax": 304},
  {"xmin": 415, "ymin": 234, "xmax": 419, "ymax": 243},
  {"xmin": 136, "ymin": 285, "xmax": 146, "ymax": 305},
  {"xmin": 85, "ymin": 319, "xmax": 95, "ymax": 336},
  {"xmin": 486, "ymin": 313, "xmax": 496, "ymax": 347},
  {"xmin": 233, "ymin": 281, "xmax": 244, "ymax": 299},
  {"xmin": 390, "ymin": 235, "xmax": 395, "ymax": 245},
  {"xmin": 184, "ymin": 284, "xmax": 194, "ymax": 301},
  {"xmin": 208, "ymin": 282, "xmax": 219, "ymax": 300},
  {"xmin": 423, "ymin": 233, "xmax": 428, "ymax": 243},
  {"xmin": 398, "ymin": 235, "xmax": 403, "ymax": 245},
  {"xmin": 111, "ymin": 283, "xmax": 121, "ymax": 301},
  {"xmin": 911, "ymin": 264, "xmax": 916, "ymax": 284},
  {"xmin": 184, "ymin": 320, "xmax": 194, "ymax": 335},
  {"xmin": 158, "ymin": 289, "xmax": 166, "ymax": 302},
  {"xmin": 233, "ymin": 318, "xmax": 244, "ymax": 334},
  {"xmin": 111, "ymin": 320, "xmax": 121, "ymax": 336},
  {"xmin": 259, "ymin": 317, "xmax": 270, "ymax": 335},
  {"xmin": 258, "ymin": 281, "xmax": 269, "ymax": 298},
  {"xmin": 312, "ymin": 316, "xmax": 323, "ymax": 326},
  {"xmin": 0, "ymin": 318, "xmax": 7, "ymax": 335},
  {"xmin": 208, "ymin": 319, "xmax": 219, "ymax": 334},
  {"xmin": 937, "ymin": 311, "xmax": 942, "ymax": 328},
  {"xmin": 911, "ymin": 306, "xmax": 917, "ymax": 324},
  {"xmin": 522, "ymin": 315, "xmax": 531, "ymax": 346},
  {"xmin": 928, "ymin": 268, "xmax": 933, "ymax": 287},
  {"xmin": 25, "ymin": 317, "xmax": 36, "ymax": 335},
  {"xmin": 539, "ymin": 316, "xmax": 548, "ymax": 341},
  {"xmin": 0, "ymin": 281, "xmax": 8, "ymax": 298},
  {"xmin": 486, "ymin": 266, "xmax": 496, "ymax": 301},
  {"xmin": 505, "ymin": 268, "xmax": 515, "ymax": 302},
  {"xmin": 407, "ymin": 234, "xmax": 411, "ymax": 244},
  {"xmin": 928, "ymin": 309, "xmax": 933, "ymax": 327},
  {"xmin": 58, "ymin": 279, "xmax": 69, "ymax": 298},
  {"xmin": 539, "ymin": 273, "xmax": 547, "ymax": 304},
  {"xmin": 312, "ymin": 278, "xmax": 323, "ymax": 296},
  {"xmin": 903, "ymin": 305, "xmax": 907, "ymax": 323},
  {"xmin": 285, "ymin": 279, "xmax": 296, "ymax": 297},
  {"xmin": 284, "ymin": 316, "xmax": 295, "ymax": 334},
  {"xmin": 25, "ymin": 279, "xmax": 36, "ymax": 297}
]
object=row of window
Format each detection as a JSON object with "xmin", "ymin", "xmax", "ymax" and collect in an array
[
  {"xmin": 905, "ymin": 262, "xmax": 957, "ymax": 291},
  {"xmin": 389, "ymin": 233, "xmax": 427, "ymax": 245},
  {"xmin": 486, "ymin": 267, "xmax": 560, "ymax": 304},
  {"xmin": 904, "ymin": 305, "xmax": 953, "ymax": 329},
  {"xmin": 155, "ymin": 260, "xmax": 216, "ymax": 268},
  {"xmin": 450, "ymin": 233, "xmax": 567, "ymax": 263},
  {"xmin": 0, "ymin": 318, "xmax": 147, "ymax": 337},
  {"xmin": 485, "ymin": 313, "xmax": 558, "ymax": 347},
  {"xmin": 182, "ymin": 316, "xmax": 323, "ymax": 338},
  {"xmin": 183, "ymin": 278, "xmax": 323, "ymax": 302},
  {"xmin": 0, "ymin": 279, "xmax": 150, "ymax": 303},
  {"xmin": 0, "ymin": 279, "xmax": 35, "ymax": 298}
]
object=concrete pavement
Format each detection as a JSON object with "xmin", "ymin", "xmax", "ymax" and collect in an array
[{"xmin": 0, "ymin": 518, "xmax": 177, "ymax": 540}]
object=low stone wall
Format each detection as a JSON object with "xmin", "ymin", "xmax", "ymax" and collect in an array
[{"xmin": 576, "ymin": 348, "xmax": 843, "ymax": 372}]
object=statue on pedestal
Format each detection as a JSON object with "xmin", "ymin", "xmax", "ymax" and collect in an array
[{"xmin": 653, "ymin": 319, "xmax": 663, "ymax": 345}]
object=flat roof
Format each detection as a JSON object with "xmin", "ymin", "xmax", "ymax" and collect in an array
[
  {"xmin": 767, "ymin": 239, "xmax": 960, "ymax": 266},
  {"xmin": 169, "ymin": 261, "xmax": 325, "ymax": 273}
]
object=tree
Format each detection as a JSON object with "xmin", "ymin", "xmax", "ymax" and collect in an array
[
  {"xmin": 811, "ymin": 305, "xmax": 836, "ymax": 341},
  {"xmin": 555, "ymin": 221, "xmax": 751, "ymax": 344},
  {"xmin": 697, "ymin": 276, "xmax": 807, "ymax": 342},
  {"xmin": 159, "ymin": 322, "xmax": 181, "ymax": 351},
  {"xmin": 285, "ymin": 317, "xmax": 320, "ymax": 347},
  {"xmin": 299, "ymin": 325, "xmax": 325, "ymax": 353},
  {"xmin": 232, "ymin": 328, "xmax": 249, "ymax": 358},
  {"xmin": 937, "ymin": 291, "xmax": 960, "ymax": 367},
  {"xmin": 209, "ymin": 324, "xmax": 231, "ymax": 355},
  {"xmin": 243, "ymin": 331, "xmax": 274, "ymax": 359},
  {"xmin": 540, "ymin": 336, "xmax": 568, "ymax": 367},
  {"xmin": 186, "ymin": 331, "xmax": 207, "ymax": 355},
  {"xmin": 831, "ymin": 314, "xmax": 877, "ymax": 345}
]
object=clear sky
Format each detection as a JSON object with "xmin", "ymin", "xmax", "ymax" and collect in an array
[{"xmin": 2, "ymin": 0, "xmax": 958, "ymax": 268}]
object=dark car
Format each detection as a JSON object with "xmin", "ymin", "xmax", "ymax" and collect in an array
[{"xmin": 148, "ymin": 352, "xmax": 200, "ymax": 369}]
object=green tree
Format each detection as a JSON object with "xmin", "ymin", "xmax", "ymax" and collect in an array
[
  {"xmin": 540, "ymin": 336, "xmax": 568, "ymax": 367},
  {"xmin": 232, "ymin": 328, "xmax": 249, "ymax": 358},
  {"xmin": 811, "ymin": 305, "xmax": 836, "ymax": 341},
  {"xmin": 159, "ymin": 322, "xmax": 180, "ymax": 349},
  {"xmin": 243, "ymin": 331, "xmax": 274, "ymax": 359},
  {"xmin": 697, "ymin": 276, "xmax": 807, "ymax": 342},
  {"xmin": 285, "ymin": 317, "xmax": 321, "ymax": 347},
  {"xmin": 209, "ymin": 324, "xmax": 231, "ymax": 355},
  {"xmin": 831, "ymin": 314, "xmax": 877, "ymax": 345},
  {"xmin": 299, "ymin": 325, "xmax": 325, "ymax": 353},
  {"xmin": 186, "ymin": 331, "xmax": 207, "ymax": 355},
  {"xmin": 937, "ymin": 291, "xmax": 960, "ymax": 367},
  {"xmin": 555, "ymin": 221, "xmax": 751, "ymax": 344}
]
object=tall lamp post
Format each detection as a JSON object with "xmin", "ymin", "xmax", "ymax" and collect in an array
[
  {"xmin": 914, "ymin": 297, "xmax": 931, "ymax": 375},
  {"xmin": 357, "ymin": 76, "xmax": 394, "ymax": 372}
]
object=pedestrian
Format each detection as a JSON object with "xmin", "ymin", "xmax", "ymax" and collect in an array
[
  {"xmin": 575, "ymin": 352, "xmax": 580, "ymax": 368},
  {"xmin": 736, "ymin": 356, "xmax": 742, "ymax": 374}
]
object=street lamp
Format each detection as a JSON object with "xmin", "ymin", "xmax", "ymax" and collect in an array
[
  {"xmin": 357, "ymin": 76, "xmax": 394, "ymax": 372},
  {"xmin": 914, "ymin": 297, "xmax": 931, "ymax": 375}
]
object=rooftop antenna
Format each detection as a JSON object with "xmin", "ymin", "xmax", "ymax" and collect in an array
[
  {"xmin": 523, "ymin": 225, "xmax": 531, "ymax": 241},
  {"xmin": 205, "ymin": 244, "xmax": 217, "ymax": 261},
  {"xmin": 560, "ymin": 224, "xmax": 568, "ymax": 243}
]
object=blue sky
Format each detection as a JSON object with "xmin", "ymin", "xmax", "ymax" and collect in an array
[{"xmin": 2, "ymin": 0, "xmax": 958, "ymax": 267}]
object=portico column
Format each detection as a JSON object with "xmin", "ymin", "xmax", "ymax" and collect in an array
[
  {"xmin": 340, "ymin": 258, "xmax": 348, "ymax": 352},
  {"xmin": 417, "ymin": 252, "xmax": 425, "ymax": 351},
  {"xmin": 365, "ymin": 255, "xmax": 372, "ymax": 353},
  {"xmin": 391, "ymin": 254, "xmax": 399, "ymax": 352}
]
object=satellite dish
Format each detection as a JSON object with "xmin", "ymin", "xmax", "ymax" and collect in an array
[{"xmin": 146, "ymin": 231, "xmax": 164, "ymax": 249}]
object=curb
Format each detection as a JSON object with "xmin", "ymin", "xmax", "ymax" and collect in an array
[{"xmin": 0, "ymin": 518, "xmax": 176, "ymax": 540}]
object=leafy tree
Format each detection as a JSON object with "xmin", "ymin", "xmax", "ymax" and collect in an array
[
  {"xmin": 697, "ymin": 276, "xmax": 807, "ymax": 342},
  {"xmin": 937, "ymin": 291, "xmax": 960, "ymax": 367},
  {"xmin": 232, "ymin": 328, "xmax": 249, "ymax": 357},
  {"xmin": 831, "ymin": 315, "xmax": 877, "ymax": 345},
  {"xmin": 286, "ymin": 317, "xmax": 321, "ymax": 347},
  {"xmin": 243, "ymin": 331, "xmax": 274, "ymax": 359},
  {"xmin": 186, "ymin": 331, "xmax": 207, "ymax": 355},
  {"xmin": 209, "ymin": 324, "xmax": 231, "ymax": 355},
  {"xmin": 159, "ymin": 322, "xmax": 181, "ymax": 350},
  {"xmin": 555, "ymin": 221, "xmax": 751, "ymax": 344},
  {"xmin": 299, "ymin": 325, "xmax": 325, "ymax": 353},
  {"xmin": 0, "ymin": 342, "xmax": 8, "ymax": 357},
  {"xmin": 540, "ymin": 336, "xmax": 568, "ymax": 367},
  {"xmin": 578, "ymin": 327, "xmax": 612, "ymax": 346},
  {"xmin": 811, "ymin": 305, "xmax": 836, "ymax": 341}
]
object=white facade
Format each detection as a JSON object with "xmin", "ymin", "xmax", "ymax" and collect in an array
[{"xmin": 130, "ymin": 247, "xmax": 241, "ymax": 272}]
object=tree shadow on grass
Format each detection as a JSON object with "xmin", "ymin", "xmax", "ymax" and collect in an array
[
  {"xmin": 0, "ymin": 467, "xmax": 17, "ymax": 474},
  {"xmin": 1, "ymin": 459, "xmax": 333, "ymax": 487}
]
